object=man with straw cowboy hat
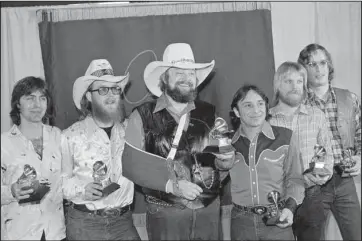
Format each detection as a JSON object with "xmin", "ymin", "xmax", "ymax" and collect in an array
[
  {"xmin": 123, "ymin": 43, "xmax": 236, "ymax": 240},
  {"xmin": 61, "ymin": 59, "xmax": 140, "ymax": 240}
]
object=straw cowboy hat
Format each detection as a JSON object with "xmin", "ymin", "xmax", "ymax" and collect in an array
[
  {"xmin": 144, "ymin": 43, "xmax": 215, "ymax": 97},
  {"xmin": 73, "ymin": 59, "xmax": 129, "ymax": 110}
]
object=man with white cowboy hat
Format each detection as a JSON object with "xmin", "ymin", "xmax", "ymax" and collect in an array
[
  {"xmin": 123, "ymin": 43, "xmax": 236, "ymax": 240},
  {"xmin": 61, "ymin": 59, "xmax": 140, "ymax": 240}
]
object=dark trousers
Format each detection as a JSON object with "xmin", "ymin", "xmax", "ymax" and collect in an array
[
  {"xmin": 230, "ymin": 206, "xmax": 294, "ymax": 240},
  {"xmin": 294, "ymin": 173, "xmax": 361, "ymax": 241},
  {"xmin": 66, "ymin": 205, "xmax": 140, "ymax": 240},
  {"xmin": 147, "ymin": 197, "xmax": 220, "ymax": 240}
]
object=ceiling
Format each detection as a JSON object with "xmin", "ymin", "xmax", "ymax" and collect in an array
[{"xmin": 0, "ymin": 1, "xmax": 141, "ymax": 8}]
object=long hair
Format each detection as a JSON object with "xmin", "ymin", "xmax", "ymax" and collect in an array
[
  {"xmin": 230, "ymin": 84, "xmax": 271, "ymax": 129},
  {"xmin": 10, "ymin": 76, "xmax": 54, "ymax": 125},
  {"xmin": 297, "ymin": 43, "xmax": 334, "ymax": 83},
  {"xmin": 272, "ymin": 61, "xmax": 308, "ymax": 107}
]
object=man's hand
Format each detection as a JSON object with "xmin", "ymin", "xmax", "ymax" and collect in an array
[
  {"xmin": 343, "ymin": 155, "xmax": 361, "ymax": 176},
  {"xmin": 276, "ymin": 208, "xmax": 293, "ymax": 228},
  {"xmin": 304, "ymin": 172, "xmax": 331, "ymax": 186},
  {"xmin": 172, "ymin": 180, "xmax": 203, "ymax": 200},
  {"xmin": 84, "ymin": 182, "xmax": 103, "ymax": 201},
  {"xmin": 213, "ymin": 151, "xmax": 235, "ymax": 161},
  {"xmin": 11, "ymin": 182, "xmax": 34, "ymax": 201}
]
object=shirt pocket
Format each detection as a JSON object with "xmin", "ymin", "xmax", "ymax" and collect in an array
[{"xmin": 260, "ymin": 146, "xmax": 288, "ymax": 183}]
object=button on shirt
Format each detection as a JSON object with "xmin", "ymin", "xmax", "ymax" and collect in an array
[
  {"xmin": 1, "ymin": 125, "xmax": 65, "ymax": 240},
  {"xmin": 269, "ymin": 104, "xmax": 334, "ymax": 187},
  {"xmin": 61, "ymin": 116, "xmax": 134, "ymax": 210},
  {"xmin": 229, "ymin": 122, "xmax": 304, "ymax": 206}
]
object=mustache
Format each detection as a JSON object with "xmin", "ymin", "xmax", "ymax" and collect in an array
[
  {"xmin": 288, "ymin": 89, "xmax": 303, "ymax": 95},
  {"xmin": 176, "ymin": 81, "xmax": 193, "ymax": 87}
]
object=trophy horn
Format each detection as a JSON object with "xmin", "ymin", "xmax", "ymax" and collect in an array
[{"xmin": 267, "ymin": 191, "xmax": 281, "ymax": 204}]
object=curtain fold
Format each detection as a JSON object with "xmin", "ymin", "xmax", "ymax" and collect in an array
[
  {"xmin": 1, "ymin": 7, "xmax": 45, "ymax": 133},
  {"xmin": 36, "ymin": 2, "xmax": 270, "ymax": 22}
]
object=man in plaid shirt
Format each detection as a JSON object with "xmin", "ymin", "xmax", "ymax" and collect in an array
[
  {"xmin": 297, "ymin": 43, "xmax": 361, "ymax": 240},
  {"xmin": 269, "ymin": 61, "xmax": 335, "ymax": 241}
]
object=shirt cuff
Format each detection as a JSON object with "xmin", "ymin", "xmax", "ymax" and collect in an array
[
  {"xmin": 132, "ymin": 213, "xmax": 147, "ymax": 227},
  {"xmin": 165, "ymin": 179, "xmax": 172, "ymax": 193},
  {"xmin": 221, "ymin": 204, "xmax": 233, "ymax": 219}
]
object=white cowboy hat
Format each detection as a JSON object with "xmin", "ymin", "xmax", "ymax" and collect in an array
[
  {"xmin": 73, "ymin": 59, "xmax": 129, "ymax": 110},
  {"xmin": 144, "ymin": 43, "xmax": 215, "ymax": 97}
]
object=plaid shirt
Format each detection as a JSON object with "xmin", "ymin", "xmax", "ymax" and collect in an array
[
  {"xmin": 270, "ymin": 104, "xmax": 334, "ymax": 187},
  {"xmin": 307, "ymin": 87, "xmax": 361, "ymax": 164}
]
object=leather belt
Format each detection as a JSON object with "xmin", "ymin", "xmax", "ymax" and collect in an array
[
  {"xmin": 145, "ymin": 195, "xmax": 186, "ymax": 209},
  {"xmin": 70, "ymin": 202, "xmax": 130, "ymax": 217},
  {"xmin": 233, "ymin": 200, "xmax": 286, "ymax": 215}
]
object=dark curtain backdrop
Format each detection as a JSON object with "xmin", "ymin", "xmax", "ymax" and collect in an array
[{"xmin": 39, "ymin": 9, "xmax": 275, "ymax": 130}]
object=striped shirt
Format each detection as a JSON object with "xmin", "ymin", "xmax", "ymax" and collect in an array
[{"xmin": 270, "ymin": 103, "xmax": 334, "ymax": 187}]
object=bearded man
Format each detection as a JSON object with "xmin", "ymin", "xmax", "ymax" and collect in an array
[
  {"xmin": 269, "ymin": 61, "xmax": 335, "ymax": 240},
  {"xmin": 123, "ymin": 43, "xmax": 235, "ymax": 240},
  {"xmin": 61, "ymin": 59, "xmax": 140, "ymax": 240}
]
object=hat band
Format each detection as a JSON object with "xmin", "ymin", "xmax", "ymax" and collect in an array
[
  {"xmin": 90, "ymin": 68, "xmax": 114, "ymax": 77},
  {"xmin": 170, "ymin": 58, "xmax": 195, "ymax": 65}
]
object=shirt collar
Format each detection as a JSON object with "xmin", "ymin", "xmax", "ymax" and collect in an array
[
  {"xmin": 269, "ymin": 103, "xmax": 309, "ymax": 116},
  {"xmin": 231, "ymin": 121, "xmax": 275, "ymax": 144},
  {"xmin": 307, "ymin": 85, "xmax": 336, "ymax": 103},
  {"xmin": 8, "ymin": 123, "xmax": 50, "ymax": 144},
  {"xmin": 153, "ymin": 93, "xmax": 196, "ymax": 115},
  {"xmin": 84, "ymin": 115, "xmax": 119, "ymax": 140}
]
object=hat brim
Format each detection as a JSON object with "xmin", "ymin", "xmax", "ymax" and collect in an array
[
  {"xmin": 144, "ymin": 60, "xmax": 215, "ymax": 97},
  {"xmin": 73, "ymin": 73, "xmax": 129, "ymax": 110}
]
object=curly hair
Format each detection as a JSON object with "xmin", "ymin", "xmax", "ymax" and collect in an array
[
  {"xmin": 297, "ymin": 43, "xmax": 334, "ymax": 83},
  {"xmin": 10, "ymin": 76, "xmax": 54, "ymax": 125},
  {"xmin": 230, "ymin": 84, "xmax": 271, "ymax": 129}
]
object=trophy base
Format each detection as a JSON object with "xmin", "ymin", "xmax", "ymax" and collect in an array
[
  {"xmin": 18, "ymin": 180, "xmax": 50, "ymax": 204},
  {"xmin": 203, "ymin": 145, "xmax": 235, "ymax": 154},
  {"xmin": 102, "ymin": 182, "xmax": 120, "ymax": 197},
  {"xmin": 262, "ymin": 215, "xmax": 288, "ymax": 226}
]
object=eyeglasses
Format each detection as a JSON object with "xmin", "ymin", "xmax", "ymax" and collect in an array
[
  {"xmin": 307, "ymin": 60, "xmax": 328, "ymax": 68},
  {"xmin": 89, "ymin": 87, "xmax": 122, "ymax": 96}
]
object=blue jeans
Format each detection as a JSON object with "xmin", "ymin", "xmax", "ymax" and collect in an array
[
  {"xmin": 66, "ymin": 205, "xmax": 140, "ymax": 240},
  {"xmin": 231, "ymin": 206, "xmax": 294, "ymax": 240},
  {"xmin": 147, "ymin": 197, "xmax": 220, "ymax": 240},
  {"xmin": 294, "ymin": 173, "xmax": 361, "ymax": 241}
]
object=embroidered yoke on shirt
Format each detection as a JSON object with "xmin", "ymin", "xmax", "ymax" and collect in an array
[{"xmin": 229, "ymin": 122, "xmax": 304, "ymax": 207}]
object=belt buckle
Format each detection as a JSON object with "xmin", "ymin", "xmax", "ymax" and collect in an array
[
  {"xmin": 102, "ymin": 208, "xmax": 118, "ymax": 217},
  {"xmin": 251, "ymin": 206, "xmax": 267, "ymax": 215}
]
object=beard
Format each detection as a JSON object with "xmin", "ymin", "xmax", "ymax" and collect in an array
[
  {"xmin": 279, "ymin": 89, "xmax": 305, "ymax": 107},
  {"xmin": 92, "ymin": 97, "xmax": 123, "ymax": 123},
  {"xmin": 165, "ymin": 81, "xmax": 197, "ymax": 103}
]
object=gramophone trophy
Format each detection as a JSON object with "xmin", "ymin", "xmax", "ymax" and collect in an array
[
  {"xmin": 92, "ymin": 161, "xmax": 120, "ymax": 197},
  {"xmin": 303, "ymin": 144, "xmax": 329, "ymax": 176},
  {"xmin": 262, "ymin": 191, "xmax": 287, "ymax": 226},
  {"xmin": 17, "ymin": 164, "xmax": 50, "ymax": 204},
  {"xmin": 335, "ymin": 147, "xmax": 357, "ymax": 177},
  {"xmin": 203, "ymin": 117, "xmax": 235, "ymax": 154}
]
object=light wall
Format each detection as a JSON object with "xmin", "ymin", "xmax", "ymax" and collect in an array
[{"xmin": 271, "ymin": 2, "xmax": 361, "ymax": 98}]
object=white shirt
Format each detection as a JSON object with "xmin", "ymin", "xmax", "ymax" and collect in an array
[
  {"xmin": 1, "ymin": 125, "xmax": 66, "ymax": 240},
  {"xmin": 61, "ymin": 116, "xmax": 134, "ymax": 210}
]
